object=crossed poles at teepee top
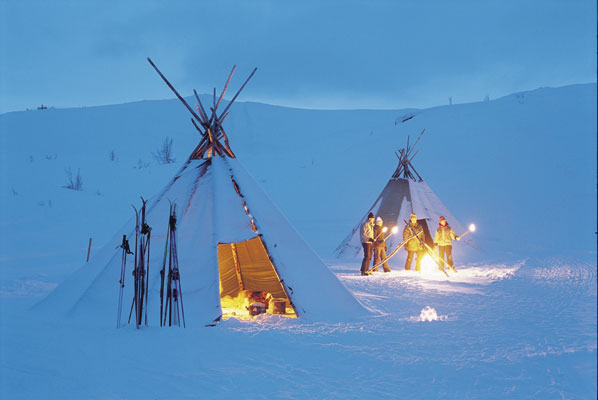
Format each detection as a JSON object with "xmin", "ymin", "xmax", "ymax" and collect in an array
[
  {"xmin": 392, "ymin": 128, "xmax": 426, "ymax": 181},
  {"xmin": 147, "ymin": 58, "xmax": 257, "ymax": 160}
]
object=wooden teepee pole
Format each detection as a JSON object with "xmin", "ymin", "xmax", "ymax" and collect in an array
[
  {"xmin": 406, "ymin": 128, "xmax": 425, "ymax": 158},
  {"xmin": 147, "ymin": 58, "xmax": 203, "ymax": 124},
  {"xmin": 215, "ymin": 65, "xmax": 236, "ymax": 112},
  {"xmin": 193, "ymin": 90, "xmax": 210, "ymax": 125},
  {"xmin": 218, "ymin": 67, "xmax": 257, "ymax": 120}
]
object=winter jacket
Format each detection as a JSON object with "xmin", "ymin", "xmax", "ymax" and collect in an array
[
  {"xmin": 361, "ymin": 220, "xmax": 375, "ymax": 244},
  {"xmin": 403, "ymin": 222, "xmax": 424, "ymax": 251},
  {"xmin": 434, "ymin": 225, "xmax": 457, "ymax": 247},
  {"xmin": 373, "ymin": 225, "xmax": 387, "ymax": 249}
]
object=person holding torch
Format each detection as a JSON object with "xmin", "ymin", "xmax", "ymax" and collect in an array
[
  {"xmin": 434, "ymin": 216, "xmax": 460, "ymax": 269},
  {"xmin": 372, "ymin": 217, "xmax": 392, "ymax": 273},
  {"xmin": 403, "ymin": 213, "xmax": 425, "ymax": 271}
]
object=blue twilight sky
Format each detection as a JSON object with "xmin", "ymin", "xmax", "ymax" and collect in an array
[{"xmin": 0, "ymin": 0, "xmax": 595, "ymax": 113}]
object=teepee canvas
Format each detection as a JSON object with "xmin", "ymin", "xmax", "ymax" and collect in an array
[
  {"xmin": 335, "ymin": 131, "xmax": 473, "ymax": 260},
  {"xmin": 39, "ymin": 59, "xmax": 369, "ymax": 326}
]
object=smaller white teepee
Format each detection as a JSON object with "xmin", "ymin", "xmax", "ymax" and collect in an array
[{"xmin": 335, "ymin": 131, "xmax": 474, "ymax": 260}]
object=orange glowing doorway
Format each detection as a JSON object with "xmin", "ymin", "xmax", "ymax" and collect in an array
[{"xmin": 217, "ymin": 237, "xmax": 297, "ymax": 319}]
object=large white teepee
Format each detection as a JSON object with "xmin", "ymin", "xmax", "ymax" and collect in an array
[
  {"xmin": 335, "ymin": 132, "xmax": 473, "ymax": 260},
  {"xmin": 38, "ymin": 59, "xmax": 369, "ymax": 326}
]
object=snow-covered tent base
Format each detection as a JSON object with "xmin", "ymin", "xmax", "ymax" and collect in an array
[{"xmin": 36, "ymin": 60, "xmax": 368, "ymax": 326}]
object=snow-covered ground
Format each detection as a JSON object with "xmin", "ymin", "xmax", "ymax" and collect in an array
[
  {"xmin": 1, "ymin": 257, "xmax": 595, "ymax": 399},
  {"xmin": 0, "ymin": 83, "xmax": 596, "ymax": 398}
]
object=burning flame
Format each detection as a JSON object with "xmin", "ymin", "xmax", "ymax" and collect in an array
[
  {"xmin": 469, "ymin": 224, "xmax": 476, "ymax": 232},
  {"xmin": 391, "ymin": 226, "xmax": 398, "ymax": 234},
  {"xmin": 419, "ymin": 254, "xmax": 442, "ymax": 275},
  {"xmin": 220, "ymin": 290, "xmax": 296, "ymax": 320},
  {"xmin": 382, "ymin": 226, "xmax": 388, "ymax": 233}
]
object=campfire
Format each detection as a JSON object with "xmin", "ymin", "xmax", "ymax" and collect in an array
[
  {"xmin": 419, "ymin": 254, "xmax": 445, "ymax": 275},
  {"xmin": 220, "ymin": 289, "xmax": 297, "ymax": 320}
]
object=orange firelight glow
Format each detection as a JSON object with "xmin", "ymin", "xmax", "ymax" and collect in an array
[{"xmin": 419, "ymin": 254, "xmax": 443, "ymax": 275}]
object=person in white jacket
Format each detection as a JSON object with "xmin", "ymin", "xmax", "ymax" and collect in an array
[{"xmin": 360, "ymin": 212, "xmax": 375, "ymax": 275}]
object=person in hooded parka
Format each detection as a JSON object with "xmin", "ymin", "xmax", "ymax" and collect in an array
[
  {"xmin": 403, "ymin": 213, "xmax": 425, "ymax": 271},
  {"xmin": 434, "ymin": 216, "xmax": 460, "ymax": 269}
]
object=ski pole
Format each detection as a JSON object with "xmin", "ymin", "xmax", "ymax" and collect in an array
[
  {"xmin": 117, "ymin": 235, "xmax": 132, "ymax": 328},
  {"xmin": 159, "ymin": 207, "xmax": 171, "ymax": 327}
]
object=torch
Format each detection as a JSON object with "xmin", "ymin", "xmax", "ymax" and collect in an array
[
  {"xmin": 458, "ymin": 224, "xmax": 476, "ymax": 240},
  {"xmin": 374, "ymin": 226, "xmax": 388, "ymax": 241},
  {"xmin": 373, "ymin": 225, "xmax": 398, "ymax": 242},
  {"xmin": 385, "ymin": 226, "xmax": 399, "ymax": 241}
]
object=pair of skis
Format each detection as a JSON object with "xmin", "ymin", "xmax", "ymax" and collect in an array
[
  {"xmin": 126, "ymin": 198, "xmax": 152, "ymax": 329},
  {"xmin": 159, "ymin": 201, "xmax": 186, "ymax": 328}
]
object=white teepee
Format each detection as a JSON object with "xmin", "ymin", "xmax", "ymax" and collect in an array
[
  {"xmin": 38, "ymin": 59, "xmax": 369, "ymax": 326},
  {"xmin": 335, "ymin": 131, "xmax": 474, "ymax": 260}
]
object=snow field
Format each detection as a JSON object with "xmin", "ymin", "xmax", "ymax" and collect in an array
[{"xmin": 0, "ymin": 84, "xmax": 596, "ymax": 398}]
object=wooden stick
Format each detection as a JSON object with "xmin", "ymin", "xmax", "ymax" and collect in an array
[
  {"xmin": 218, "ymin": 125, "xmax": 236, "ymax": 158},
  {"xmin": 193, "ymin": 90, "xmax": 210, "ymax": 124},
  {"xmin": 220, "ymin": 112, "xmax": 230, "ymax": 124},
  {"xmin": 406, "ymin": 129, "xmax": 425, "ymax": 158},
  {"xmin": 209, "ymin": 106, "xmax": 218, "ymax": 126},
  {"xmin": 86, "ymin": 237, "xmax": 92, "ymax": 262},
  {"xmin": 408, "ymin": 149, "xmax": 419, "ymax": 163},
  {"xmin": 191, "ymin": 118, "xmax": 205, "ymax": 136},
  {"xmin": 213, "ymin": 88, "xmax": 216, "ymax": 117},
  {"xmin": 194, "ymin": 105, "xmax": 209, "ymax": 130},
  {"xmin": 218, "ymin": 67, "xmax": 257, "ymax": 120},
  {"xmin": 147, "ymin": 58, "xmax": 203, "ymax": 124},
  {"xmin": 409, "ymin": 161, "xmax": 424, "ymax": 181},
  {"xmin": 215, "ymin": 65, "xmax": 236, "ymax": 112}
]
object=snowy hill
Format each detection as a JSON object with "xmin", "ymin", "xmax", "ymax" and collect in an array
[
  {"xmin": 1, "ymin": 84, "xmax": 595, "ymax": 264},
  {"xmin": 0, "ymin": 83, "xmax": 596, "ymax": 399}
]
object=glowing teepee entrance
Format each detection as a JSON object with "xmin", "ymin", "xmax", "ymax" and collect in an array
[{"xmin": 218, "ymin": 237, "xmax": 297, "ymax": 319}]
